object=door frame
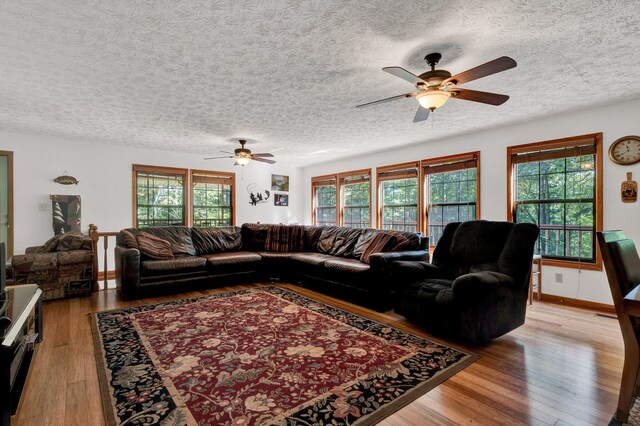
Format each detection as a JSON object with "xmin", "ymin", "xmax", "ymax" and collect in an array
[{"xmin": 0, "ymin": 150, "xmax": 13, "ymax": 258}]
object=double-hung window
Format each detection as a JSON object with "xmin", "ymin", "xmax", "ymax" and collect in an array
[
  {"xmin": 191, "ymin": 170, "xmax": 234, "ymax": 227},
  {"xmin": 340, "ymin": 170, "xmax": 371, "ymax": 228},
  {"xmin": 134, "ymin": 165, "xmax": 187, "ymax": 226},
  {"xmin": 133, "ymin": 165, "xmax": 235, "ymax": 227},
  {"xmin": 423, "ymin": 152, "xmax": 480, "ymax": 247},
  {"xmin": 377, "ymin": 162, "xmax": 420, "ymax": 232},
  {"xmin": 507, "ymin": 133, "xmax": 602, "ymax": 269},
  {"xmin": 312, "ymin": 174, "xmax": 338, "ymax": 226}
]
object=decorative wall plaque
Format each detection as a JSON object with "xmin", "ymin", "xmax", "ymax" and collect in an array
[{"xmin": 621, "ymin": 172, "xmax": 638, "ymax": 203}]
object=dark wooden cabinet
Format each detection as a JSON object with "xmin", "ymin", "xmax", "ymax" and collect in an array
[{"xmin": 0, "ymin": 285, "xmax": 43, "ymax": 426}]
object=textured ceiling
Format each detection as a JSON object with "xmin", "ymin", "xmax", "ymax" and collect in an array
[{"xmin": 1, "ymin": 1, "xmax": 639, "ymax": 166}]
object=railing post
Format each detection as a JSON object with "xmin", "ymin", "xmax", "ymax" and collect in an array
[
  {"xmin": 103, "ymin": 235, "xmax": 109, "ymax": 289},
  {"xmin": 89, "ymin": 224, "xmax": 99, "ymax": 292}
]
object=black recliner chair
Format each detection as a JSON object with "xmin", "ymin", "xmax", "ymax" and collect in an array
[{"xmin": 393, "ymin": 220, "xmax": 539, "ymax": 344}]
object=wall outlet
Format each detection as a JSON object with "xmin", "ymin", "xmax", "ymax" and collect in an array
[
  {"xmin": 38, "ymin": 202, "xmax": 49, "ymax": 212},
  {"xmin": 555, "ymin": 273, "xmax": 563, "ymax": 283}
]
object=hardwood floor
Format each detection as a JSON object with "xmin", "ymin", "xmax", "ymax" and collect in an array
[{"xmin": 11, "ymin": 283, "xmax": 623, "ymax": 425}]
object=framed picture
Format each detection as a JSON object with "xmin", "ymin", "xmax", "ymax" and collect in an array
[
  {"xmin": 271, "ymin": 174, "xmax": 289, "ymax": 192},
  {"xmin": 274, "ymin": 194, "xmax": 289, "ymax": 207}
]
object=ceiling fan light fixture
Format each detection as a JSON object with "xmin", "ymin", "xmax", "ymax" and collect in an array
[
  {"xmin": 416, "ymin": 90, "xmax": 451, "ymax": 111},
  {"xmin": 235, "ymin": 156, "xmax": 251, "ymax": 165}
]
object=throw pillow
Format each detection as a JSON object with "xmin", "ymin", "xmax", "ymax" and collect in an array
[
  {"xmin": 192, "ymin": 227, "xmax": 242, "ymax": 254},
  {"xmin": 120, "ymin": 229, "xmax": 139, "ymax": 250},
  {"xmin": 265, "ymin": 225, "xmax": 304, "ymax": 252},
  {"xmin": 360, "ymin": 232, "xmax": 396, "ymax": 264},
  {"xmin": 137, "ymin": 231, "xmax": 174, "ymax": 260}
]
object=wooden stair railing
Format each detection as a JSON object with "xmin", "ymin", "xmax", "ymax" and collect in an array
[{"xmin": 89, "ymin": 224, "xmax": 120, "ymax": 290}]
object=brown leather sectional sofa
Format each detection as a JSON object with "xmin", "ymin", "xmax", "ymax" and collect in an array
[{"xmin": 115, "ymin": 223, "xmax": 428, "ymax": 311}]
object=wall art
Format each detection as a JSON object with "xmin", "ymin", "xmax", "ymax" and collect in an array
[
  {"xmin": 51, "ymin": 194, "xmax": 81, "ymax": 235},
  {"xmin": 271, "ymin": 174, "xmax": 289, "ymax": 192},
  {"xmin": 247, "ymin": 183, "xmax": 270, "ymax": 206},
  {"xmin": 274, "ymin": 194, "xmax": 289, "ymax": 207}
]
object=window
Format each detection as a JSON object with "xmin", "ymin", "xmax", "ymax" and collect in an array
[
  {"xmin": 133, "ymin": 165, "xmax": 235, "ymax": 227},
  {"xmin": 377, "ymin": 162, "xmax": 420, "ymax": 232},
  {"xmin": 312, "ymin": 174, "xmax": 338, "ymax": 226},
  {"xmin": 134, "ymin": 165, "xmax": 186, "ymax": 227},
  {"xmin": 507, "ymin": 133, "xmax": 603, "ymax": 269},
  {"xmin": 191, "ymin": 170, "xmax": 235, "ymax": 227},
  {"xmin": 423, "ymin": 152, "xmax": 480, "ymax": 247},
  {"xmin": 340, "ymin": 170, "xmax": 371, "ymax": 228}
]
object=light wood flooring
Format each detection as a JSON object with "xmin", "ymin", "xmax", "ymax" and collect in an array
[{"xmin": 11, "ymin": 283, "xmax": 624, "ymax": 425}]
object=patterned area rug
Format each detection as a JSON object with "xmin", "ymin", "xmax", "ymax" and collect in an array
[{"xmin": 92, "ymin": 286, "xmax": 478, "ymax": 425}]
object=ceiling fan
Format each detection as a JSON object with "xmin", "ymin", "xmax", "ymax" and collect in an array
[
  {"xmin": 204, "ymin": 140, "xmax": 276, "ymax": 165},
  {"xmin": 356, "ymin": 53, "xmax": 517, "ymax": 122}
]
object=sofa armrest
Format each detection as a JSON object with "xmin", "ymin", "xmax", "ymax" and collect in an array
[
  {"xmin": 452, "ymin": 271, "xmax": 514, "ymax": 298},
  {"xmin": 369, "ymin": 250, "xmax": 430, "ymax": 272},
  {"xmin": 390, "ymin": 260, "xmax": 443, "ymax": 283},
  {"xmin": 115, "ymin": 245, "xmax": 141, "ymax": 300},
  {"xmin": 12, "ymin": 252, "xmax": 58, "ymax": 273}
]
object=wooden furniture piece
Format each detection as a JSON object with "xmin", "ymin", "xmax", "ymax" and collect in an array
[
  {"xmin": 597, "ymin": 230, "xmax": 640, "ymax": 424},
  {"xmin": 0, "ymin": 284, "xmax": 43, "ymax": 426},
  {"xmin": 529, "ymin": 254, "xmax": 542, "ymax": 304}
]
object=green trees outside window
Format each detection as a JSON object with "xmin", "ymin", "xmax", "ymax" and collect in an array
[
  {"xmin": 315, "ymin": 185, "xmax": 337, "ymax": 226},
  {"xmin": 427, "ymin": 168, "xmax": 477, "ymax": 246},
  {"xmin": 380, "ymin": 177, "xmax": 418, "ymax": 232},
  {"xmin": 135, "ymin": 169, "xmax": 186, "ymax": 227},
  {"xmin": 133, "ymin": 165, "xmax": 234, "ymax": 227},
  {"xmin": 514, "ymin": 154, "xmax": 596, "ymax": 261},
  {"xmin": 341, "ymin": 174, "xmax": 370, "ymax": 228}
]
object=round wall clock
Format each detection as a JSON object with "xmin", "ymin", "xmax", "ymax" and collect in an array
[{"xmin": 609, "ymin": 136, "xmax": 640, "ymax": 165}]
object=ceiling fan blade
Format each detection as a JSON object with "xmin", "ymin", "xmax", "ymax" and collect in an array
[
  {"xmin": 204, "ymin": 155, "xmax": 233, "ymax": 160},
  {"xmin": 413, "ymin": 107, "xmax": 430, "ymax": 122},
  {"xmin": 382, "ymin": 67, "xmax": 425, "ymax": 85},
  {"xmin": 252, "ymin": 157, "xmax": 276, "ymax": 164},
  {"xmin": 450, "ymin": 88, "xmax": 510, "ymax": 105},
  {"xmin": 444, "ymin": 56, "xmax": 517, "ymax": 86},
  {"xmin": 356, "ymin": 92, "xmax": 416, "ymax": 108},
  {"xmin": 219, "ymin": 150, "xmax": 234, "ymax": 154},
  {"xmin": 251, "ymin": 153, "xmax": 274, "ymax": 158}
]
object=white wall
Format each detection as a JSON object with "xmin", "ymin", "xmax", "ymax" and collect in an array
[
  {"xmin": 0, "ymin": 131, "xmax": 303, "ymax": 259},
  {"xmin": 302, "ymin": 98, "xmax": 640, "ymax": 305}
]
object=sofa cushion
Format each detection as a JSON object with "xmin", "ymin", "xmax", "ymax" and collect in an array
[
  {"xmin": 323, "ymin": 258, "xmax": 370, "ymax": 274},
  {"xmin": 192, "ymin": 226, "xmax": 242, "ymax": 255},
  {"xmin": 360, "ymin": 233, "xmax": 396, "ymax": 264},
  {"xmin": 290, "ymin": 252, "xmax": 336, "ymax": 266},
  {"xmin": 202, "ymin": 251, "xmax": 262, "ymax": 266},
  {"xmin": 259, "ymin": 252, "xmax": 295, "ymax": 260},
  {"xmin": 265, "ymin": 225, "xmax": 304, "ymax": 252},
  {"xmin": 120, "ymin": 229, "xmax": 139, "ymax": 250},
  {"xmin": 241, "ymin": 224, "xmax": 269, "ymax": 251},
  {"xmin": 303, "ymin": 226, "xmax": 325, "ymax": 251},
  {"xmin": 139, "ymin": 226, "xmax": 196, "ymax": 256},
  {"xmin": 142, "ymin": 256, "xmax": 206, "ymax": 272},
  {"xmin": 317, "ymin": 227, "xmax": 364, "ymax": 257},
  {"xmin": 138, "ymin": 232, "xmax": 175, "ymax": 260}
]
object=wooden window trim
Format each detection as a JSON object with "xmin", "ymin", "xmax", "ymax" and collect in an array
[
  {"xmin": 132, "ymin": 164, "xmax": 188, "ymax": 227},
  {"xmin": 376, "ymin": 161, "xmax": 421, "ymax": 230},
  {"xmin": 0, "ymin": 150, "xmax": 13, "ymax": 258},
  {"xmin": 338, "ymin": 169, "xmax": 372, "ymax": 228},
  {"xmin": 311, "ymin": 169, "xmax": 372, "ymax": 227},
  {"xmin": 190, "ymin": 169, "xmax": 236, "ymax": 226},
  {"xmin": 311, "ymin": 174, "xmax": 338, "ymax": 226},
  {"xmin": 506, "ymin": 133, "xmax": 603, "ymax": 270},
  {"xmin": 421, "ymin": 152, "xmax": 481, "ymax": 245}
]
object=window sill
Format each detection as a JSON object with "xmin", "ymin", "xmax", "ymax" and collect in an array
[{"xmin": 542, "ymin": 258, "xmax": 602, "ymax": 271}]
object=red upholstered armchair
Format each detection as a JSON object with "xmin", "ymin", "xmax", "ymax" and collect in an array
[{"xmin": 11, "ymin": 232, "xmax": 96, "ymax": 301}]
